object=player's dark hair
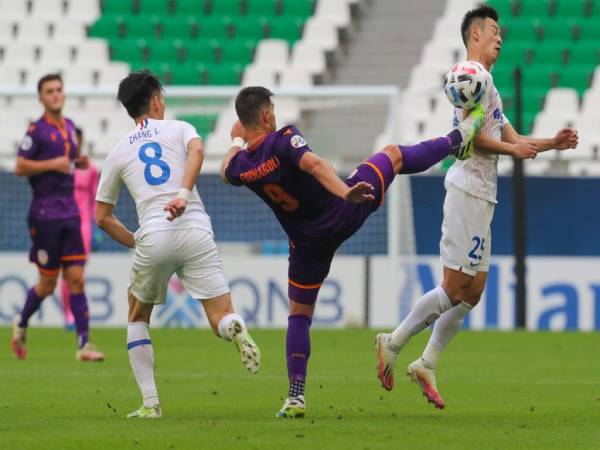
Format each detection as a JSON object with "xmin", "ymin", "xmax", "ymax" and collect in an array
[
  {"xmin": 37, "ymin": 73, "xmax": 63, "ymax": 94},
  {"xmin": 117, "ymin": 70, "xmax": 164, "ymax": 118},
  {"xmin": 461, "ymin": 4, "xmax": 499, "ymax": 47},
  {"xmin": 235, "ymin": 86, "xmax": 274, "ymax": 126}
]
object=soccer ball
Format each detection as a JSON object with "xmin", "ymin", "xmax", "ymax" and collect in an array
[{"xmin": 444, "ymin": 61, "xmax": 488, "ymax": 109}]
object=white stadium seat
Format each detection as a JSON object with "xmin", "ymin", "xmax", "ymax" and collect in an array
[
  {"xmin": 0, "ymin": 0, "xmax": 29, "ymax": 20},
  {"xmin": 290, "ymin": 42, "xmax": 327, "ymax": 76},
  {"xmin": 75, "ymin": 40, "xmax": 109, "ymax": 65},
  {"xmin": 62, "ymin": 66, "xmax": 95, "ymax": 87},
  {"xmin": 38, "ymin": 44, "xmax": 74, "ymax": 66},
  {"xmin": 0, "ymin": 66, "xmax": 24, "ymax": 88},
  {"xmin": 96, "ymin": 64, "xmax": 129, "ymax": 88},
  {"xmin": 52, "ymin": 20, "xmax": 87, "ymax": 42},
  {"xmin": 30, "ymin": 0, "xmax": 65, "ymax": 19},
  {"xmin": 66, "ymin": 0, "xmax": 100, "ymax": 23},
  {"xmin": 531, "ymin": 113, "xmax": 575, "ymax": 139},
  {"xmin": 568, "ymin": 161, "xmax": 600, "ymax": 176},
  {"xmin": 0, "ymin": 19, "xmax": 17, "ymax": 40},
  {"xmin": 542, "ymin": 88, "xmax": 579, "ymax": 119},
  {"xmin": 407, "ymin": 63, "xmax": 447, "ymax": 93},
  {"xmin": 242, "ymin": 64, "xmax": 278, "ymax": 87},
  {"xmin": 302, "ymin": 17, "xmax": 339, "ymax": 52},
  {"xmin": 581, "ymin": 89, "xmax": 600, "ymax": 115},
  {"xmin": 279, "ymin": 67, "xmax": 312, "ymax": 87},
  {"xmin": 253, "ymin": 40, "xmax": 289, "ymax": 73},
  {"xmin": 15, "ymin": 19, "xmax": 51, "ymax": 43},
  {"xmin": 205, "ymin": 132, "xmax": 231, "ymax": 158},
  {"xmin": 524, "ymin": 159, "xmax": 551, "ymax": 175},
  {"xmin": 3, "ymin": 43, "xmax": 39, "ymax": 65},
  {"xmin": 314, "ymin": 0, "xmax": 352, "ymax": 28}
]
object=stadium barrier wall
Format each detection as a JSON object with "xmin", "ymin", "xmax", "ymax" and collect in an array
[
  {"xmin": 0, "ymin": 253, "xmax": 365, "ymax": 328},
  {"xmin": 1, "ymin": 252, "xmax": 599, "ymax": 331}
]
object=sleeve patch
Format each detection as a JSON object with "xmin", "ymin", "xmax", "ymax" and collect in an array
[
  {"xmin": 290, "ymin": 135, "xmax": 307, "ymax": 148},
  {"xmin": 20, "ymin": 135, "xmax": 33, "ymax": 151}
]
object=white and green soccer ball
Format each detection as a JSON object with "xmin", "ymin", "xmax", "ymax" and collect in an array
[{"xmin": 444, "ymin": 60, "xmax": 488, "ymax": 109}]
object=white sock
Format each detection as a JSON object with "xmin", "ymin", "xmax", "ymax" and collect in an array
[
  {"xmin": 389, "ymin": 286, "xmax": 453, "ymax": 352},
  {"xmin": 421, "ymin": 301, "xmax": 473, "ymax": 369},
  {"xmin": 217, "ymin": 313, "xmax": 245, "ymax": 341},
  {"xmin": 127, "ymin": 322, "xmax": 159, "ymax": 408}
]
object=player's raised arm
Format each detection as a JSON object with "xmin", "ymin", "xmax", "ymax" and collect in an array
[
  {"xmin": 298, "ymin": 152, "xmax": 375, "ymax": 203},
  {"xmin": 164, "ymin": 136, "xmax": 204, "ymax": 221},
  {"xmin": 220, "ymin": 120, "xmax": 247, "ymax": 184},
  {"xmin": 501, "ymin": 122, "xmax": 578, "ymax": 154}
]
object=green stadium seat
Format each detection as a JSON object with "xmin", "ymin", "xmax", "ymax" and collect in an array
[
  {"xmin": 246, "ymin": 0, "xmax": 279, "ymax": 17},
  {"xmin": 170, "ymin": 63, "xmax": 207, "ymax": 84},
  {"xmin": 103, "ymin": 0, "xmax": 136, "ymax": 15},
  {"xmin": 197, "ymin": 17, "xmax": 232, "ymax": 39},
  {"xmin": 111, "ymin": 38, "xmax": 147, "ymax": 63},
  {"xmin": 89, "ymin": 15, "xmax": 125, "ymax": 39},
  {"xmin": 219, "ymin": 39, "xmax": 255, "ymax": 63},
  {"xmin": 569, "ymin": 41, "xmax": 600, "ymax": 65},
  {"xmin": 148, "ymin": 39, "xmax": 184, "ymax": 63},
  {"xmin": 518, "ymin": 0, "xmax": 551, "ymax": 17},
  {"xmin": 184, "ymin": 39, "xmax": 220, "ymax": 64},
  {"xmin": 559, "ymin": 65, "xmax": 592, "ymax": 93},
  {"xmin": 136, "ymin": 61, "xmax": 173, "ymax": 81},
  {"xmin": 175, "ymin": 114, "xmax": 218, "ymax": 136},
  {"xmin": 532, "ymin": 42, "xmax": 568, "ymax": 65},
  {"xmin": 232, "ymin": 16, "xmax": 268, "ymax": 40},
  {"xmin": 140, "ymin": 0, "xmax": 173, "ymax": 15},
  {"xmin": 553, "ymin": 0, "xmax": 589, "ymax": 17},
  {"xmin": 498, "ymin": 41, "xmax": 532, "ymax": 65},
  {"xmin": 159, "ymin": 17, "xmax": 196, "ymax": 39},
  {"xmin": 577, "ymin": 19, "xmax": 600, "ymax": 40},
  {"xmin": 523, "ymin": 65, "xmax": 557, "ymax": 90},
  {"xmin": 268, "ymin": 17, "xmax": 304, "ymax": 45},
  {"xmin": 541, "ymin": 19, "xmax": 576, "ymax": 41},
  {"xmin": 281, "ymin": 0, "xmax": 314, "ymax": 17},
  {"xmin": 488, "ymin": 0, "xmax": 516, "ymax": 20},
  {"xmin": 210, "ymin": 0, "xmax": 243, "ymax": 16},
  {"xmin": 126, "ymin": 15, "xmax": 161, "ymax": 39},
  {"xmin": 204, "ymin": 63, "xmax": 243, "ymax": 85},
  {"xmin": 492, "ymin": 66, "xmax": 515, "ymax": 87},
  {"xmin": 504, "ymin": 18, "xmax": 540, "ymax": 41},
  {"xmin": 176, "ymin": 0, "xmax": 208, "ymax": 16}
]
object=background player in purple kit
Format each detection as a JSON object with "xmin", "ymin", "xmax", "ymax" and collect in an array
[
  {"xmin": 11, "ymin": 74, "xmax": 105, "ymax": 362},
  {"xmin": 221, "ymin": 86, "xmax": 484, "ymax": 418}
]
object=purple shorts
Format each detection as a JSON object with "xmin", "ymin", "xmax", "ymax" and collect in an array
[
  {"xmin": 28, "ymin": 217, "xmax": 86, "ymax": 276},
  {"xmin": 288, "ymin": 151, "xmax": 396, "ymax": 304}
]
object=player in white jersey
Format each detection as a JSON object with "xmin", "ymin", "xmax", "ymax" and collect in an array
[
  {"xmin": 95, "ymin": 71, "xmax": 261, "ymax": 419},
  {"xmin": 374, "ymin": 5, "xmax": 578, "ymax": 408}
]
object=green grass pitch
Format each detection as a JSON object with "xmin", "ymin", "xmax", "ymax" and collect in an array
[{"xmin": 0, "ymin": 327, "xmax": 598, "ymax": 449}]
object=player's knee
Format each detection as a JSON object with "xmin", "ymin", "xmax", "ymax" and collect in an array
[
  {"xmin": 379, "ymin": 145, "xmax": 402, "ymax": 172},
  {"xmin": 441, "ymin": 278, "xmax": 471, "ymax": 304},
  {"xmin": 37, "ymin": 278, "xmax": 57, "ymax": 297},
  {"xmin": 66, "ymin": 273, "xmax": 85, "ymax": 293}
]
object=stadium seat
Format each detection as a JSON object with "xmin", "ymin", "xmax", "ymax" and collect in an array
[
  {"xmin": 140, "ymin": 0, "xmax": 173, "ymax": 15},
  {"xmin": 16, "ymin": 19, "xmax": 51, "ymax": 43},
  {"xmin": 168, "ymin": 63, "xmax": 205, "ymax": 85},
  {"xmin": 281, "ymin": 0, "xmax": 314, "ymax": 17},
  {"xmin": 0, "ymin": 0, "xmax": 29, "ymax": 20},
  {"xmin": 76, "ymin": 40, "xmax": 110, "ymax": 65},
  {"xmin": 532, "ymin": 112, "xmax": 575, "ymax": 139},
  {"xmin": 246, "ymin": 0, "xmax": 279, "ymax": 17},
  {"xmin": 0, "ymin": 67, "xmax": 24, "ymax": 88},
  {"xmin": 407, "ymin": 64, "xmax": 446, "ymax": 92},
  {"xmin": 220, "ymin": 40, "xmax": 255, "ymax": 64},
  {"xmin": 184, "ymin": 39, "xmax": 219, "ymax": 64},
  {"xmin": 279, "ymin": 66, "xmax": 312, "ymax": 86},
  {"xmin": 314, "ymin": 0, "xmax": 351, "ymax": 28},
  {"xmin": 518, "ymin": 0, "xmax": 551, "ymax": 17},
  {"xmin": 30, "ymin": 0, "xmax": 65, "ymax": 19},
  {"xmin": 62, "ymin": 66, "xmax": 95, "ymax": 87},
  {"xmin": 569, "ymin": 41, "xmax": 600, "ymax": 65},
  {"xmin": 175, "ymin": 0, "xmax": 207, "ymax": 15},
  {"xmin": 302, "ymin": 17, "xmax": 339, "ymax": 51},
  {"xmin": 559, "ymin": 65, "xmax": 592, "ymax": 94},
  {"xmin": 66, "ymin": 0, "xmax": 101, "ymax": 22},
  {"xmin": 499, "ymin": 41, "xmax": 532, "ymax": 65},
  {"xmin": 3, "ymin": 43, "xmax": 39, "ymax": 65},
  {"xmin": 504, "ymin": 18, "xmax": 540, "ymax": 41},
  {"xmin": 89, "ymin": 15, "xmax": 125, "ymax": 40},
  {"xmin": 542, "ymin": 88, "xmax": 580, "ymax": 118},
  {"xmin": 159, "ymin": 17, "xmax": 196, "ymax": 39},
  {"xmin": 103, "ymin": 0, "xmax": 137, "ymax": 15},
  {"xmin": 204, "ymin": 63, "xmax": 243, "ymax": 85},
  {"xmin": 577, "ymin": 19, "xmax": 600, "ymax": 40},
  {"xmin": 268, "ymin": 17, "xmax": 304, "ymax": 45},
  {"xmin": 568, "ymin": 160, "xmax": 600, "ymax": 176},
  {"xmin": 523, "ymin": 159, "xmax": 551, "ymax": 175},
  {"xmin": 175, "ymin": 114, "xmax": 218, "ymax": 136},
  {"xmin": 582, "ymin": 87, "xmax": 600, "ymax": 113},
  {"xmin": 522, "ymin": 65, "xmax": 557, "ymax": 91},
  {"xmin": 149, "ymin": 39, "xmax": 184, "ymax": 63},
  {"xmin": 52, "ymin": 20, "xmax": 87, "ymax": 42},
  {"xmin": 532, "ymin": 42, "xmax": 568, "ymax": 65},
  {"xmin": 38, "ymin": 44, "xmax": 73, "ymax": 66},
  {"xmin": 541, "ymin": 19, "xmax": 576, "ymax": 41},
  {"xmin": 253, "ymin": 39, "xmax": 289, "ymax": 73},
  {"xmin": 111, "ymin": 39, "xmax": 146, "ymax": 64},
  {"xmin": 197, "ymin": 17, "xmax": 232, "ymax": 39},
  {"xmin": 0, "ymin": 19, "xmax": 16, "ymax": 40},
  {"xmin": 553, "ymin": 0, "xmax": 589, "ymax": 17},
  {"xmin": 487, "ymin": 0, "xmax": 515, "ymax": 19},
  {"xmin": 290, "ymin": 41, "xmax": 326, "ymax": 76},
  {"xmin": 126, "ymin": 16, "xmax": 161, "ymax": 40},
  {"xmin": 210, "ymin": 0, "xmax": 243, "ymax": 16},
  {"xmin": 242, "ymin": 64, "xmax": 277, "ymax": 86},
  {"xmin": 232, "ymin": 16, "xmax": 268, "ymax": 40}
]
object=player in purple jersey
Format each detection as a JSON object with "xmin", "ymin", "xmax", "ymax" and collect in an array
[
  {"xmin": 12, "ymin": 74, "xmax": 104, "ymax": 362},
  {"xmin": 221, "ymin": 86, "xmax": 484, "ymax": 418}
]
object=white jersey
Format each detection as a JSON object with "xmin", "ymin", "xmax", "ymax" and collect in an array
[
  {"xmin": 96, "ymin": 118, "xmax": 213, "ymax": 238},
  {"xmin": 445, "ymin": 68, "xmax": 508, "ymax": 204}
]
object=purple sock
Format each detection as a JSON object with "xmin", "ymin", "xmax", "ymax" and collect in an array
[
  {"xmin": 399, "ymin": 130, "xmax": 462, "ymax": 174},
  {"xmin": 70, "ymin": 293, "xmax": 89, "ymax": 349},
  {"xmin": 286, "ymin": 314, "xmax": 312, "ymax": 384},
  {"xmin": 18, "ymin": 287, "xmax": 44, "ymax": 328}
]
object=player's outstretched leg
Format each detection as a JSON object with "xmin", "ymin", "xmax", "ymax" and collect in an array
[
  {"xmin": 277, "ymin": 314, "xmax": 311, "ymax": 418},
  {"xmin": 385, "ymin": 103, "xmax": 485, "ymax": 177},
  {"xmin": 374, "ymin": 286, "xmax": 454, "ymax": 390},
  {"xmin": 218, "ymin": 313, "xmax": 261, "ymax": 374},
  {"xmin": 11, "ymin": 286, "xmax": 48, "ymax": 360},
  {"xmin": 407, "ymin": 359, "xmax": 445, "ymax": 409}
]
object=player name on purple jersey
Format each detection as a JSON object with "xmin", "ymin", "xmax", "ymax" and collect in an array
[
  {"xmin": 225, "ymin": 126, "xmax": 342, "ymax": 241},
  {"xmin": 18, "ymin": 115, "xmax": 80, "ymax": 220}
]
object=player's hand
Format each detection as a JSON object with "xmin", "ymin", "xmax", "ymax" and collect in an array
[
  {"xmin": 230, "ymin": 120, "xmax": 246, "ymax": 140},
  {"xmin": 52, "ymin": 156, "xmax": 71, "ymax": 174},
  {"xmin": 553, "ymin": 128, "xmax": 579, "ymax": 150},
  {"xmin": 75, "ymin": 155, "xmax": 90, "ymax": 169},
  {"xmin": 164, "ymin": 198, "xmax": 187, "ymax": 221},
  {"xmin": 512, "ymin": 141, "xmax": 538, "ymax": 159},
  {"xmin": 344, "ymin": 181, "xmax": 375, "ymax": 203}
]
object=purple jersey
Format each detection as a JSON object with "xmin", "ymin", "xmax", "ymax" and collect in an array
[
  {"xmin": 225, "ymin": 126, "xmax": 344, "ymax": 241},
  {"xmin": 18, "ymin": 115, "xmax": 79, "ymax": 220}
]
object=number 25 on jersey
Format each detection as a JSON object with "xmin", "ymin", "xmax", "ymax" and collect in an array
[{"xmin": 139, "ymin": 142, "xmax": 170, "ymax": 186}]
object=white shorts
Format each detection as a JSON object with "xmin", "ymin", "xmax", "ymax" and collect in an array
[
  {"xmin": 440, "ymin": 184, "xmax": 495, "ymax": 277},
  {"xmin": 129, "ymin": 228, "xmax": 230, "ymax": 304}
]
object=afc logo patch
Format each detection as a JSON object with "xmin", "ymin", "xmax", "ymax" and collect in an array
[
  {"xmin": 290, "ymin": 135, "xmax": 307, "ymax": 148},
  {"xmin": 20, "ymin": 135, "xmax": 33, "ymax": 151},
  {"xmin": 37, "ymin": 249, "xmax": 49, "ymax": 266},
  {"xmin": 493, "ymin": 108, "xmax": 501, "ymax": 120}
]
